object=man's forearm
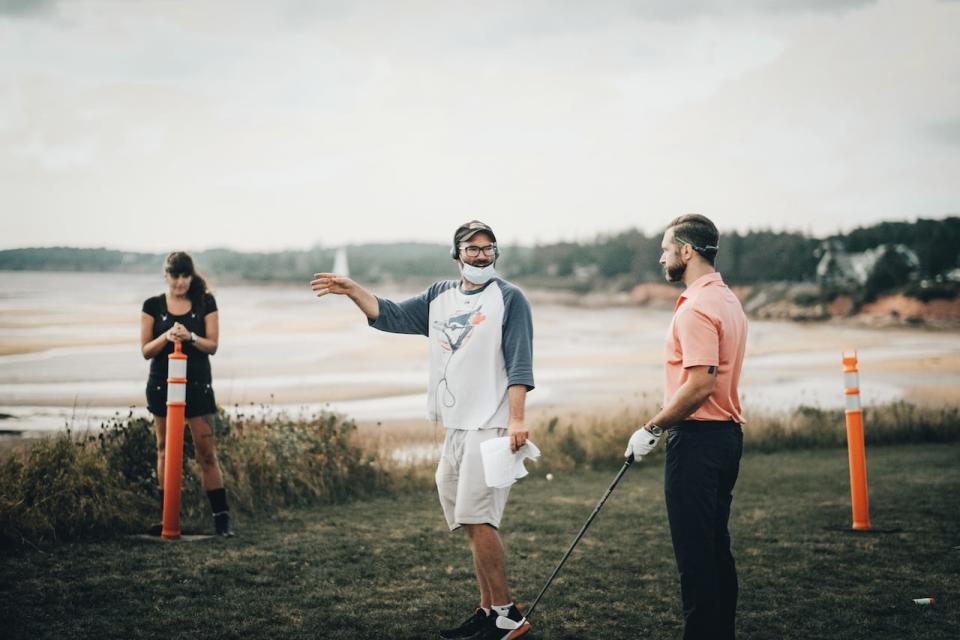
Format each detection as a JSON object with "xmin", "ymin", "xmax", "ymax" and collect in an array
[
  {"xmin": 507, "ymin": 384, "xmax": 527, "ymax": 425},
  {"xmin": 507, "ymin": 384, "xmax": 529, "ymax": 451},
  {"xmin": 648, "ymin": 380, "xmax": 713, "ymax": 428},
  {"xmin": 348, "ymin": 287, "xmax": 380, "ymax": 320}
]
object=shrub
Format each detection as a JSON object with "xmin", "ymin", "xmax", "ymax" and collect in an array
[
  {"xmin": 0, "ymin": 432, "xmax": 149, "ymax": 546},
  {"xmin": 3, "ymin": 401, "xmax": 957, "ymax": 547},
  {"xmin": 218, "ymin": 408, "xmax": 390, "ymax": 514},
  {"xmin": 903, "ymin": 280, "xmax": 959, "ymax": 302},
  {"xmin": 0, "ymin": 408, "xmax": 390, "ymax": 547},
  {"xmin": 529, "ymin": 402, "xmax": 960, "ymax": 472},
  {"xmin": 741, "ymin": 403, "xmax": 960, "ymax": 452},
  {"xmin": 534, "ymin": 408, "xmax": 646, "ymax": 471}
]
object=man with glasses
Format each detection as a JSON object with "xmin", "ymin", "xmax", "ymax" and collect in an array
[
  {"xmin": 311, "ymin": 220, "xmax": 534, "ymax": 640},
  {"xmin": 624, "ymin": 214, "xmax": 747, "ymax": 640}
]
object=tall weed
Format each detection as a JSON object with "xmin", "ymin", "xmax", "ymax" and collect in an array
[
  {"xmin": 530, "ymin": 402, "xmax": 960, "ymax": 471},
  {"xmin": 2, "ymin": 401, "xmax": 956, "ymax": 547},
  {"xmin": 0, "ymin": 408, "xmax": 389, "ymax": 547},
  {"xmin": 0, "ymin": 430, "xmax": 149, "ymax": 546}
]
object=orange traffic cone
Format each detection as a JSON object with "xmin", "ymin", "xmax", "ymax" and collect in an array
[
  {"xmin": 161, "ymin": 342, "xmax": 188, "ymax": 540},
  {"xmin": 842, "ymin": 351, "xmax": 871, "ymax": 531}
]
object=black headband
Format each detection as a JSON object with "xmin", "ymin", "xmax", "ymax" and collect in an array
[{"xmin": 676, "ymin": 237, "xmax": 718, "ymax": 258}]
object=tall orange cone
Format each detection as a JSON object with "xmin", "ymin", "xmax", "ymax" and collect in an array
[
  {"xmin": 161, "ymin": 342, "xmax": 188, "ymax": 540},
  {"xmin": 842, "ymin": 351, "xmax": 871, "ymax": 531}
]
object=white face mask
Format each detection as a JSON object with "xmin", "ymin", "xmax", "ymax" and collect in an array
[{"xmin": 460, "ymin": 262, "xmax": 497, "ymax": 285}]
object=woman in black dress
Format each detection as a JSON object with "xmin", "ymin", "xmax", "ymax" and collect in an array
[{"xmin": 140, "ymin": 251, "xmax": 232, "ymax": 536}]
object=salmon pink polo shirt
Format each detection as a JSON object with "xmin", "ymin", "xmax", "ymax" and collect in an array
[{"xmin": 665, "ymin": 271, "xmax": 748, "ymax": 424}]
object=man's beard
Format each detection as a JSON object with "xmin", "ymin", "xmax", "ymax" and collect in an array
[{"xmin": 664, "ymin": 260, "xmax": 686, "ymax": 283}]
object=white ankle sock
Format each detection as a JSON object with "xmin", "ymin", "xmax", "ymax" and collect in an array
[
  {"xmin": 480, "ymin": 607, "xmax": 492, "ymax": 616},
  {"xmin": 492, "ymin": 602, "xmax": 513, "ymax": 617}
]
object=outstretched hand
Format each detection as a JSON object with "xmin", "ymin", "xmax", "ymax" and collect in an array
[
  {"xmin": 310, "ymin": 273, "xmax": 380, "ymax": 320},
  {"xmin": 311, "ymin": 273, "xmax": 356, "ymax": 297}
]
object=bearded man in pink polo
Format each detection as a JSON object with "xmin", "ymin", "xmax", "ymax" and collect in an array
[{"xmin": 625, "ymin": 214, "xmax": 748, "ymax": 640}]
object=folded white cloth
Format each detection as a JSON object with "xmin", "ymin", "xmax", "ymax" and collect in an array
[{"xmin": 480, "ymin": 436, "xmax": 541, "ymax": 489}]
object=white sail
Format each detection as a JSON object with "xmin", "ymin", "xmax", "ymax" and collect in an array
[{"xmin": 333, "ymin": 246, "xmax": 349, "ymax": 276}]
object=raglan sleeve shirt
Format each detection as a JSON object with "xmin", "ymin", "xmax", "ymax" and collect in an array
[
  {"xmin": 368, "ymin": 283, "xmax": 440, "ymax": 336},
  {"xmin": 500, "ymin": 283, "xmax": 535, "ymax": 391}
]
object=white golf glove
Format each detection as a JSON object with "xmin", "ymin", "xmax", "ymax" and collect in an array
[{"xmin": 624, "ymin": 426, "xmax": 663, "ymax": 460}]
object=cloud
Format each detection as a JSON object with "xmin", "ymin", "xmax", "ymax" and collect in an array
[
  {"xmin": 0, "ymin": 0, "xmax": 957, "ymax": 250},
  {"xmin": 0, "ymin": 0, "xmax": 57, "ymax": 18},
  {"xmin": 545, "ymin": 0, "xmax": 879, "ymax": 22},
  {"xmin": 928, "ymin": 120, "xmax": 960, "ymax": 145},
  {"xmin": 734, "ymin": 0, "xmax": 877, "ymax": 14}
]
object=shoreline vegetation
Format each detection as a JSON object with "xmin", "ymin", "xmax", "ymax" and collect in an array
[{"xmin": 1, "ymin": 401, "xmax": 958, "ymax": 549}]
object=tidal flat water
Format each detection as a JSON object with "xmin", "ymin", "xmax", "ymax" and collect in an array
[{"xmin": 1, "ymin": 271, "xmax": 958, "ymax": 434}]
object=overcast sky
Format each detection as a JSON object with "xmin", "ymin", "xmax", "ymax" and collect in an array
[{"xmin": 1, "ymin": 0, "xmax": 958, "ymax": 251}]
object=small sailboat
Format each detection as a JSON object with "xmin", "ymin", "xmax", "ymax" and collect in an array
[{"xmin": 333, "ymin": 246, "xmax": 349, "ymax": 276}]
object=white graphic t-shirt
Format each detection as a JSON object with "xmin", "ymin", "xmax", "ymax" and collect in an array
[{"xmin": 370, "ymin": 278, "xmax": 534, "ymax": 429}]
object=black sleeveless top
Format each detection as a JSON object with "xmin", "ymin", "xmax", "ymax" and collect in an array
[{"xmin": 142, "ymin": 293, "xmax": 218, "ymax": 383}]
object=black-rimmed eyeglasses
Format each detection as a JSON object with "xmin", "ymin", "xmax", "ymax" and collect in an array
[{"xmin": 460, "ymin": 244, "xmax": 497, "ymax": 258}]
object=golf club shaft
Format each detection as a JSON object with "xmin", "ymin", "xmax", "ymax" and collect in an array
[{"xmin": 525, "ymin": 455, "xmax": 634, "ymax": 620}]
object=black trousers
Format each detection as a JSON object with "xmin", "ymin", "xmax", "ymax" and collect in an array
[{"xmin": 664, "ymin": 420, "xmax": 743, "ymax": 640}]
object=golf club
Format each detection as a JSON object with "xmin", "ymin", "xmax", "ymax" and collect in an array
[{"xmin": 523, "ymin": 454, "xmax": 636, "ymax": 621}]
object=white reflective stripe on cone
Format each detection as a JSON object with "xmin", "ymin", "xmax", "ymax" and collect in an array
[
  {"xmin": 843, "ymin": 371, "xmax": 859, "ymax": 390},
  {"xmin": 169, "ymin": 359, "xmax": 187, "ymax": 379},
  {"xmin": 167, "ymin": 382, "xmax": 186, "ymax": 403},
  {"xmin": 845, "ymin": 393, "xmax": 861, "ymax": 411}
]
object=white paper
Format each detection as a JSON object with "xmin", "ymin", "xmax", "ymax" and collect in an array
[{"xmin": 480, "ymin": 437, "xmax": 541, "ymax": 489}]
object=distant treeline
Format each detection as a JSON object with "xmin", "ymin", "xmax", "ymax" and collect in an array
[
  {"xmin": 511, "ymin": 217, "xmax": 960, "ymax": 289},
  {"xmin": 508, "ymin": 228, "xmax": 826, "ymax": 288},
  {"xmin": 0, "ymin": 244, "xmax": 454, "ymax": 284},
  {"xmin": 1, "ymin": 217, "xmax": 957, "ymax": 291}
]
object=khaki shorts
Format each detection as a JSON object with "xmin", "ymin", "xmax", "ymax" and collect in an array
[{"xmin": 436, "ymin": 428, "xmax": 510, "ymax": 531}]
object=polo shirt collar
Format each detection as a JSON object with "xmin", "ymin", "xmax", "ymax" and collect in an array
[{"xmin": 676, "ymin": 271, "xmax": 723, "ymax": 308}]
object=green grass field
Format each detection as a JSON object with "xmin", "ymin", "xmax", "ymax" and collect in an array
[{"xmin": 3, "ymin": 443, "xmax": 958, "ymax": 640}]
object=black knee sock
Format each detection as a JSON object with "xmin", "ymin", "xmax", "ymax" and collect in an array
[
  {"xmin": 150, "ymin": 490, "xmax": 165, "ymax": 533},
  {"xmin": 207, "ymin": 488, "xmax": 229, "ymax": 515}
]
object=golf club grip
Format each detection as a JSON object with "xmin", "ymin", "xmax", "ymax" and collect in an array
[{"xmin": 525, "ymin": 458, "xmax": 633, "ymax": 620}]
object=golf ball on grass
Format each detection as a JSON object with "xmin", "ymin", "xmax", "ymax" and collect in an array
[{"xmin": 546, "ymin": 473, "xmax": 554, "ymax": 481}]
